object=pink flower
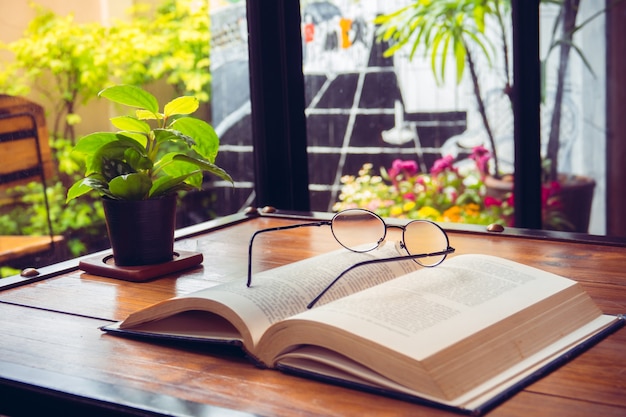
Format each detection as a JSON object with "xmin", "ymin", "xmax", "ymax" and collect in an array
[
  {"xmin": 403, "ymin": 160, "xmax": 419, "ymax": 175},
  {"xmin": 430, "ymin": 155, "xmax": 455, "ymax": 175},
  {"xmin": 388, "ymin": 159, "xmax": 419, "ymax": 187},
  {"xmin": 387, "ymin": 160, "xmax": 400, "ymax": 179},
  {"xmin": 389, "ymin": 159, "xmax": 418, "ymax": 177},
  {"xmin": 470, "ymin": 145, "xmax": 491, "ymax": 176},
  {"xmin": 403, "ymin": 192, "xmax": 416, "ymax": 201},
  {"xmin": 367, "ymin": 201, "xmax": 381, "ymax": 211}
]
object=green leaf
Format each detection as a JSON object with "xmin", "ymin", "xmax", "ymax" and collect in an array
[
  {"xmin": 92, "ymin": 135, "xmax": 148, "ymax": 177},
  {"xmin": 184, "ymin": 171, "xmax": 203, "ymax": 189},
  {"xmin": 158, "ymin": 152, "xmax": 197, "ymax": 178},
  {"xmin": 136, "ymin": 109, "xmax": 161, "ymax": 120},
  {"xmin": 94, "ymin": 135, "xmax": 147, "ymax": 162},
  {"xmin": 66, "ymin": 179, "xmax": 95, "ymax": 202},
  {"xmin": 571, "ymin": 43, "xmax": 596, "ymax": 78},
  {"xmin": 173, "ymin": 154, "xmax": 233, "ymax": 184},
  {"xmin": 117, "ymin": 131, "xmax": 148, "ymax": 148},
  {"xmin": 72, "ymin": 132, "xmax": 118, "ymax": 157},
  {"xmin": 66, "ymin": 175, "xmax": 111, "ymax": 202},
  {"xmin": 99, "ymin": 156, "xmax": 135, "ymax": 181},
  {"xmin": 171, "ymin": 117, "xmax": 219, "ymax": 162},
  {"xmin": 71, "ymin": 132, "xmax": 119, "ymax": 175},
  {"xmin": 473, "ymin": 5, "xmax": 486, "ymax": 33},
  {"xmin": 108, "ymin": 173, "xmax": 152, "ymax": 200},
  {"xmin": 431, "ymin": 30, "xmax": 443, "ymax": 84},
  {"xmin": 454, "ymin": 38, "xmax": 466, "ymax": 84},
  {"xmin": 98, "ymin": 84, "xmax": 159, "ymax": 113},
  {"xmin": 124, "ymin": 147, "xmax": 153, "ymax": 171},
  {"xmin": 439, "ymin": 32, "xmax": 451, "ymax": 83},
  {"xmin": 149, "ymin": 174, "xmax": 194, "ymax": 198},
  {"xmin": 110, "ymin": 116, "xmax": 151, "ymax": 133},
  {"xmin": 164, "ymin": 96, "xmax": 199, "ymax": 118},
  {"xmin": 154, "ymin": 128, "xmax": 192, "ymax": 147}
]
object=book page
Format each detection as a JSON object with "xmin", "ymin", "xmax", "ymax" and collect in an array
[
  {"xmin": 259, "ymin": 254, "xmax": 605, "ymax": 398},
  {"xmin": 299, "ymin": 254, "xmax": 588, "ymax": 354},
  {"xmin": 262, "ymin": 254, "xmax": 599, "ymax": 363},
  {"xmin": 118, "ymin": 241, "xmax": 422, "ymax": 354},
  {"xmin": 193, "ymin": 241, "xmax": 420, "ymax": 347},
  {"xmin": 274, "ymin": 314, "xmax": 619, "ymax": 410}
]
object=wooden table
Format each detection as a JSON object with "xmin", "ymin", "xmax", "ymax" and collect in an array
[
  {"xmin": 0, "ymin": 235, "xmax": 64, "ymax": 264},
  {"xmin": 1, "ymin": 210, "xmax": 625, "ymax": 417}
]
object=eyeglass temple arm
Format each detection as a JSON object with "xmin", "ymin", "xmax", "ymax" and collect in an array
[
  {"xmin": 306, "ymin": 246, "xmax": 455, "ymax": 309},
  {"xmin": 246, "ymin": 221, "xmax": 332, "ymax": 287}
]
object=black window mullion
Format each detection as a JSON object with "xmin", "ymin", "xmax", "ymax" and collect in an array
[
  {"xmin": 512, "ymin": 0, "xmax": 542, "ymax": 228},
  {"xmin": 246, "ymin": 0, "xmax": 310, "ymax": 211}
]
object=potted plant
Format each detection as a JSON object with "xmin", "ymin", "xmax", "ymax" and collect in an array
[
  {"xmin": 542, "ymin": 0, "xmax": 597, "ymax": 232},
  {"xmin": 375, "ymin": 0, "xmax": 605, "ymax": 232},
  {"xmin": 66, "ymin": 84, "xmax": 233, "ymax": 266}
]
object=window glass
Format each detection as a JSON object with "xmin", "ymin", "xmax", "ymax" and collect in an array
[
  {"xmin": 303, "ymin": 1, "xmax": 478, "ymax": 220},
  {"xmin": 209, "ymin": 0, "xmax": 254, "ymax": 216},
  {"xmin": 305, "ymin": 0, "xmax": 607, "ymax": 236},
  {"xmin": 539, "ymin": 1, "xmax": 606, "ymax": 235},
  {"xmin": 0, "ymin": 0, "xmax": 253, "ymax": 276}
]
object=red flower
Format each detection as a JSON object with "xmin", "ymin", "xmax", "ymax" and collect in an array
[
  {"xmin": 506, "ymin": 193, "xmax": 514, "ymax": 206},
  {"xmin": 484, "ymin": 196, "xmax": 502, "ymax": 207},
  {"xmin": 541, "ymin": 181, "xmax": 561, "ymax": 206}
]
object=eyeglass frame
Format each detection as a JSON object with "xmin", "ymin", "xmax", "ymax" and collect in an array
[{"xmin": 246, "ymin": 209, "xmax": 455, "ymax": 308}]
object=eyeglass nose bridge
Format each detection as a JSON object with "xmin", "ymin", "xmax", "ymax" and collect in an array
[{"xmin": 384, "ymin": 223, "xmax": 409, "ymax": 251}]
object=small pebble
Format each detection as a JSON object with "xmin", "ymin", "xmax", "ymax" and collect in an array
[
  {"xmin": 244, "ymin": 206, "xmax": 258, "ymax": 215},
  {"xmin": 487, "ymin": 223, "xmax": 505, "ymax": 233},
  {"xmin": 21, "ymin": 268, "xmax": 40, "ymax": 277}
]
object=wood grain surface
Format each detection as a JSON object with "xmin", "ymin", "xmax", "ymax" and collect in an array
[{"xmin": 1, "ymin": 213, "xmax": 624, "ymax": 416}]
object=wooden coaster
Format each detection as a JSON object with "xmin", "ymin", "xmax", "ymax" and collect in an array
[{"xmin": 79, "ymin": 250, "xmax": 203, "ymax": 282}]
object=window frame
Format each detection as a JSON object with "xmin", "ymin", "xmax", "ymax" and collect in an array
[{"xmin": 246, "ymin": 0, "xmax": 544, "ymax": 228}]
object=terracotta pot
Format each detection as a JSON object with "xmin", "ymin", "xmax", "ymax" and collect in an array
[
  {"xmin": 484, "ymin": 175, "xmax": 514, "ymax": 201},
  {"xmin": 102, "ymin": 194, "xmax": 177, "ymax": 266},
  {"xmin": 555, "ymin": 174, "xmax": 595, "ymax": 233},
  {"xmin": 484, "ymin": 174, "xmax": 595, "ymax": 233}
]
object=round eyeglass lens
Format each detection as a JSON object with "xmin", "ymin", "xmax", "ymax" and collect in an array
[
  {"xmin": 402, "ymin": 220, "xmax": 449, "ymax": 266},
  {"xmin": 331, "ymin": 210, "xmax": 386, "ymax": 252}
]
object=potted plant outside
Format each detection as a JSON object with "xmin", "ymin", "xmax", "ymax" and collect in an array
[
  {"xmin": 541, "ymin": 0, "xmax": 597, "ymax": 232},
  {"xmin": 66, "ymin": 84, "xmax": 233, "ymax": 266},
  {"xmin": 375, "ymin": 0, "xmax": 604, "ymax": 232}
]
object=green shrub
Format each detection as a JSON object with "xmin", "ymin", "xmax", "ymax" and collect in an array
[{"xmin": 0, "ymin": 0, "xmax": 214, "ymax": 274}]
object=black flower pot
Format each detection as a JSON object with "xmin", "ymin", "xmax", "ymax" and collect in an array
[{"xmin": 102, "ymin": 194, "xmax": 177, "ymax": 266}]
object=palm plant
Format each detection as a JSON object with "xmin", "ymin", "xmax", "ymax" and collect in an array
[
  {"xmin": 376, "ymin": 0, "xmax": 608, "ymax": 182},
  {"xmin": 375, "ymin": 0, "xmax": 512, "ymax": 178}
]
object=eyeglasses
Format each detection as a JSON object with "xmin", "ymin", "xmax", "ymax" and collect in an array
[{"xmin": 247, "ymin": 208, "xmax": 455, "ymax": 308}]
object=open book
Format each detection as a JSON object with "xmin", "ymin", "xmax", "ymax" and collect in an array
[{"xmin": 103, "ymin": 242, "xmax": 623, "ymax": 415}]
